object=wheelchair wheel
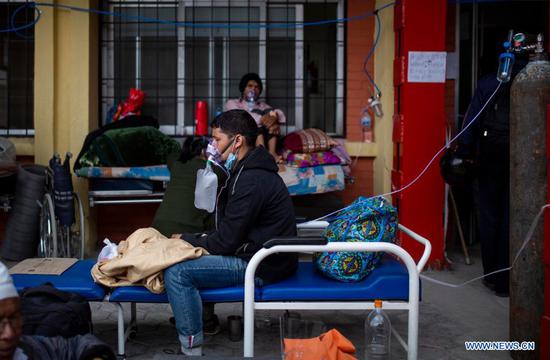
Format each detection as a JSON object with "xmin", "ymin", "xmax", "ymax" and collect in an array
[{"xmin": 38, "ymin": 193, "xmax": 58, "ymax": 257}]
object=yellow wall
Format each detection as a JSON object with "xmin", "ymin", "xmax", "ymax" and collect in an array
[
  {"xmin": 34, "ymin": 0, "xmax": 98, "ymax": 254},
  {"xmin": 373, "ymin": 0, "xmax": 395, "ymax": 196}
]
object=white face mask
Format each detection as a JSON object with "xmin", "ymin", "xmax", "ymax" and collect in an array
[{"xmin": 194, "ymin": 161, "xmax": 218, "ymax": 213}]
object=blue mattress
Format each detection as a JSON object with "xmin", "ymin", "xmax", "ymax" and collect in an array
[
  {"xmin": 261, "ymin": 257, "xmax": 411, "ymax": 301},
  {"xmin": 108, "ymin": 284, "xmax": 261, "ymax": 303},
  {"xmin": 107, "ymin": 255, "xmax": 412, "ymax": 303},
  {"xmin": 12, "ymin": 256, "xmax": 414, "ymax": 303},
  {"xmin": 12, "ymin": 259, "xmax": 107, "ymax": 301}
]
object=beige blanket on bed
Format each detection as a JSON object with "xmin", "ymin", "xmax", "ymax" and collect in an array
[{"xmin": 91, "ymin": 227, "xmax": 208, "ymax": 293}]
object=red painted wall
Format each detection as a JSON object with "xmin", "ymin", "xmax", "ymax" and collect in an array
[
  {"xmin": 334, "ymin": 0, "xmax": 376, "ymax": 205},
  {"xmin": 346, "ymin": 0, "xmax": 376, "ymax": 143}
]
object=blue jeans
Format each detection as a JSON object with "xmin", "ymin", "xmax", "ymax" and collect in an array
[{"xmin": 164, "ymin": 255, "xmax": 249, "ymax": 349}]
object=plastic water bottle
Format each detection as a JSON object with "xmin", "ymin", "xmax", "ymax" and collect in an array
[
  {"xmin": 361, "ymin": 109, "xmax": 372, "ymax": 131},
  {"xmin": 245, "ymin": 90, "xmax": 256, "ymax": 110},
  {"xmin": 365, "ymin": 300, "xmax": 391, "ymax": 360}
]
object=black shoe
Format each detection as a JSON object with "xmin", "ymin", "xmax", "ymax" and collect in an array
[{"xmin": 203, "ymin": 314, "xmax": 221, "ymax": 335}]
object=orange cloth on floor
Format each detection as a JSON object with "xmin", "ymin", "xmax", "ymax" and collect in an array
[{"xmin": 283, "ymin": 328, "xmax": 357, "ymax": 360}]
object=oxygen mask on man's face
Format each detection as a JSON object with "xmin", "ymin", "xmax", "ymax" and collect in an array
[{"xmin": 206, "ymin": 139, "xmax": 224, "ymax": 165}]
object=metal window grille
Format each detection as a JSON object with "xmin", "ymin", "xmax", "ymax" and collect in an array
[
  {"xmin": 0, "ymin": 1, "xmax": 34, "ymax": 137},
  {"xmin": 101, "ymin": 0, "xmax": 344, "ymax": 136}
]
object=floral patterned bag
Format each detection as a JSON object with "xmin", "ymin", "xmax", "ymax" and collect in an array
[{"xmin": 314, "ymin": 197, "xmax": 398, "ymax": 282}]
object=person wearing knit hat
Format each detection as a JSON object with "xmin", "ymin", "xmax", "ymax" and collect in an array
[
  {"xmin": 0, "ymin": 262, "xmax": 17, "ymax": 301},
  {"xmin": 0, "ymin": 261, "xmax": 22, "ymax": 360}
]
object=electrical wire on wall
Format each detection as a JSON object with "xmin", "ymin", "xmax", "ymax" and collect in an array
[
  {"xmin": 352, "ymin": 4, "xmax": 389, "ymax": 167},
  {"xmin": 5, "ymin": 1, "xmax": 395, "ymax": 33},
  {"xmin": 362, "ymin": 10, "xmax": 382, "ymax": 97}
]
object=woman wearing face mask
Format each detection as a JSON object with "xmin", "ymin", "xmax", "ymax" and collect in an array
[{"xmin": 164, "ymin": 110, "xmax": 297, "ymax": 356}]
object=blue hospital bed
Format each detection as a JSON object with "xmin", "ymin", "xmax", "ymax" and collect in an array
[{"xmin": 12, "ymin": 222, "xmax": 431, "ymax": 360}]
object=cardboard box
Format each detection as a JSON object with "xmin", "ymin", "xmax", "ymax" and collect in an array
[{"xmin": 9, "ymin": 258, "xmax": 78, "ymax": 275}]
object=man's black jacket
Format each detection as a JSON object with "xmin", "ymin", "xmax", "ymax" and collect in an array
[{"xmin": 186, "ymin": 146, "xmax": 298, "ymax": 283}]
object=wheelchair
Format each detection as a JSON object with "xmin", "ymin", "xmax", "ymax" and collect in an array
[{"xmin": 37, "ymin": 152, "xmax": 85, "ymax": 259}]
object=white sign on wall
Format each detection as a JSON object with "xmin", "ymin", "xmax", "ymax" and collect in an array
[{"xmin": 407, "ymin": 51, "xmax": 447, "ymax": 83}]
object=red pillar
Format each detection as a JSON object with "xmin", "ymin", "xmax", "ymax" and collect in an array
[
  {"xmin": 541, "ymin": 104, "xmax": 550, "ymax": 359},
  {"xmin": 392, "ymin": 0, "xmax": 446, "ymax": 264}
]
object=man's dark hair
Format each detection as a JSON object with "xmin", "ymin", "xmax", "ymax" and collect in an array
[
  {"xmin": 211, "ymin": 109, "xmax": 258, "ymax": 147},
  {"xmin": 179, "ymin": 136, "xmax": 207, "ymax": 163},
  {"xmin": 239, "ymin": 73, "xmax": 263, "ymax": 94}
]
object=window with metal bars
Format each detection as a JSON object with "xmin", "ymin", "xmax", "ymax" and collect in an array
[
  {"xmin": 0, "ymin": 1, "xmax": 34, "ymax": 137},
  {"xmin": 101, "ymin": 0, "xmax": 344, "ymax": 136}
]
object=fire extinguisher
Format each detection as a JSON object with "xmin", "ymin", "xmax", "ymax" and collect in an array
[{"xmin": 195, "ymin": 100, "xmax": 208, "ymax": 136}]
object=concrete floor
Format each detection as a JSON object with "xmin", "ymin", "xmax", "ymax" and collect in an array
[{"xmin": 88, "ymin": 246, "xmax": 512, "ymax": 360}]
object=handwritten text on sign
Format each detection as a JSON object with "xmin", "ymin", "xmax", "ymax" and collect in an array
[{"xmin": 407, "ymin": 51, "xmax": 447, "ymax": 83}]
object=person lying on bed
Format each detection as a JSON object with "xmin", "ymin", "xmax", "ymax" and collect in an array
[
  {"xmin": 164, "ymin": 109, "xmax": 297, "ymax": 356},
  {"xmin": 224, "ymin": 73, "xmax": 285, "ymax": 162}
]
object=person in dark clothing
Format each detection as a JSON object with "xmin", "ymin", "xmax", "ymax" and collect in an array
[
  {"xmin": 151, "ymin": 136, "xmax": 214, "ymax": 237},
  {"xmin": 152, "ymin": 136, "xmax": 223, "ymax": 335},
  {"xmin": 456, "ymin": 59, "xmax": 528, "ymax": 297},
  {"xmin": 164, "ymin": 109, "xmax": 297, "ymax": 356}
]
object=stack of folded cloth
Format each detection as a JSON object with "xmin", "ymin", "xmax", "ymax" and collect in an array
[
  {"xmin": 276, "ymin": 129, "xmax": 351, "ymax": 196},
  {"xmin": 282, "ymin": 128, "xmax": 351, "ymax": 174}
]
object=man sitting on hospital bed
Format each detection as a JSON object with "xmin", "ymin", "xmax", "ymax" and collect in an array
[{"xmin": 164, "ymin": 109, "xmax": 297, "ymax": 356}]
